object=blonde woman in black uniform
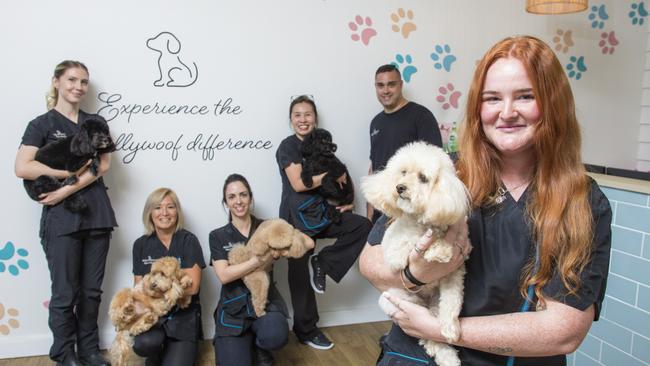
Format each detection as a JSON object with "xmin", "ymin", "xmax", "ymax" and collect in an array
[
  {"xmin": 15, "ymin": 60, "xmax": 117, "ymax": 366},
  {"xmin": 131, "ymin": 188, "xmax": 205, "ymax": 366}
]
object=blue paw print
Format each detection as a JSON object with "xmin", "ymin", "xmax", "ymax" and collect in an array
[
  {"xmin": 588, "ymin": 4, "xmax": 609, "ymax": 29},
  {"xmin": 0, "ymin": 241, "xmax": 29, "ymax": 276},
  {"xmin": 629, "ymin": 2, "xmax": 648, "ymax": 26},
  {"xmin": 391, "ymin": 54, "xmax": 418, "ymax": 83},
  {"xmin": 430, "ymin": 44, "xmax": 457, "ymax": 72},
  {"xmin": 566, "ymin": 56, "xmax": 587, "ymax": 80}
]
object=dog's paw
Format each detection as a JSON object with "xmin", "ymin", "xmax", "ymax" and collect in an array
[
  {"xmin": 440, "ymin": 318, "xmax": 460, "ymax": 342},
  {"xmin": 378, "ymin": 295, "xmax": 399, "ymax": 317},
  {"xmin": 424, "ymin": 241, "xmax": 454, "ymax": 263}
]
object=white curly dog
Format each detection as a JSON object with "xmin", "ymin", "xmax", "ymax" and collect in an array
[{"xmin": 362, "ymin": 142, "xmax": 469, "ymax": 366}]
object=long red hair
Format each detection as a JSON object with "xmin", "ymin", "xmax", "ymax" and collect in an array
[{"xmin": 457, "ymin": 35, "xmax": 593, "ymax": 302}]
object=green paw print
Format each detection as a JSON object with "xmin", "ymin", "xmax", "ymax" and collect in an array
[{"xmin": 0, "ymin": 242, "xmax": 29, "ymax": 276}]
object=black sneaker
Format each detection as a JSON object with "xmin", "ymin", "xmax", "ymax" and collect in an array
[
  {"xmin": 255, "ymin": 345, "xmax": 274, "ymax": 366},
  {"xmin": 309, "ymin": 254, "xmax": 326, "ymax": 294},
  {"xmin": 301, "ymin": 330, "xmax": 334, "ymax": 350}
]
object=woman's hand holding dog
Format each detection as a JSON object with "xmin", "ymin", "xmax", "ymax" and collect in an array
[
  {"xmin": 382, "ymin": 291, "xmax": 444, "ymax": 342},
  {"xmin": 406, "ymin": 217, "xmax": 471, "ymax": 286},
  {"xmin": 37, "ymin": 159, "xmax": 93, "ymax": 206}
]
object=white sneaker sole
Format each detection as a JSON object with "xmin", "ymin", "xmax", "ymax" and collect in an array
[
  {"xmin": 309, "ymin": 254, "xmax": 325, "ymax": 294},
  {"xmin": 302, "ymin": 339, "xmax": 335, "ymax": 350}
]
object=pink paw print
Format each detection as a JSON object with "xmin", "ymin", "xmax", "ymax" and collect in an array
[
  {"xmin": 349, "ymin": 15, "xmax": 377, "ymax": 46},
  {"xmin": 598, "ymin": 31, "xmax": 619, "ymax": 54},
  {"xmin": 436, "ymin": 83, "xmax": 462, "ymax": 110}
]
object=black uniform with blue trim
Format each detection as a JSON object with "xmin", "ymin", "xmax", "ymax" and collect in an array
[
  {"xmin": 210, "ymin": 216, "xmax": 288, "ymax": 336},
  {"xmin": 21, "ymin": 109, "xmax": 117, "ymax": 363},
  {"xmin": 210, "ymin": 217, "xmax": 290, "ymax": 366},
  {"xmin": 132, "ymin": 229, "xmax": 206, "ymax": 341},
  {"xmin": 276, "ymin": 134, "xmax": 371, "ymax": 341},
  {"xmin": 368, "ymin": 178, "xmax": 612, "ymax": 365}
]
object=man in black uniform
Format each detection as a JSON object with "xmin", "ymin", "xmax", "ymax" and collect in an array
[{"xmin": 368, "ymin": 64, "xmax": 443, "ymax": 223}]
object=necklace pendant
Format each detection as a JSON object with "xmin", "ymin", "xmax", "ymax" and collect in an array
[{"xmin": 495, "ymin": 187, "xmax": 507, "ymax": 204}]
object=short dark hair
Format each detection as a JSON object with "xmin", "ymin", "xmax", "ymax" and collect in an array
[
  {"xmin": 375, "ymin": 64, "xmax": 401, "ymax": 79},
  {"xmin": 222, "ymin": 173, "xmax": 253, "ymax": 222}
]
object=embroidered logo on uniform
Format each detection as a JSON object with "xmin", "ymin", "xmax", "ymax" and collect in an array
[
  {"xmin": 371, "ymin": 128, "xmax": 380, "ymax": 137},
  {"xmin": 52, "ymin": 130, "xmax": 67, "ymax": 139},
  {"xmin": 142, "ymin": 256, "xmax": 156, "ymax": 265},
  {"xmin": 223, "ymin": 242, "xmax": 235, "ymax": 252}
]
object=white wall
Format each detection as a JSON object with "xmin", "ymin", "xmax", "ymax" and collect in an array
[{"xmin": 1, "ymin": 0, "xmax": 647, "ymax": 358}]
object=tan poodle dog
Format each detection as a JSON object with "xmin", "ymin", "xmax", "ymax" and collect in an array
[
  {"xmin": 108, "ymin": 257, "xmax": 193, "ymax": 366},
  {"xmin": 362, "ymin": 142, "xmax": 469, "ymax": 366},
  {"xmin": 228, "ymin": 219, "xmax": 314, "ymax": 317}
]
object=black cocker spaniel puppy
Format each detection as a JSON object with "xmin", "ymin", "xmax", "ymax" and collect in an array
[
  {"xmin": 23, "ymin": 118, "xmax": 115, "ymax": 213},
  {"xmin": 300, "ymin": 128, "xmax": 354, "ymax": 222}
]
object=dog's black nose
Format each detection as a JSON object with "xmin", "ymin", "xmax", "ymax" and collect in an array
[{"xmin": 396, "ymin": 184, "xmax": 407, "ymax": 194}]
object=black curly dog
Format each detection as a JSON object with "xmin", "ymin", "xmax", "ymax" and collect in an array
[
  {"xmin": 300, "ymin": 128, "xmax": 354, "ymax": 222},
  {"xmin": 23, "ymin": 118, "xmax": 115, "ymax": 213}
]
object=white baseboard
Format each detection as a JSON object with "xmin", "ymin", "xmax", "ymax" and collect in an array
[{"xmin": 0, "ymin": 307, "xmax": 389, "ymax": 359}]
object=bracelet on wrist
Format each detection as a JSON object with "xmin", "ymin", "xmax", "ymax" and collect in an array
[
  {"xmin": 400, "ymin": 269, "xmax": 423, "ymax": 294},
  {"xmin": 404, "ymin": 263, "xmax": 427, "ymax": 287}
]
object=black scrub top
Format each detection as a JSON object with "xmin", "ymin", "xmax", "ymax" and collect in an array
[
  {"xmin": 276, "ymin": 134, "xmax": 330, "ymax": 236},
  {"xmin": 368, "ymin": 178, "xmax": 612, "ymax": 366},
  {"xmin": 21, "ymin": 109, "xmax": 117, "ymax": 238},
  {"xmin": 132, "ymin": 229, "xmax": 206, "ymax": 341},
  {"xmin": 209, "ymin": 216, "xmax": 288, "ymax": 337}
]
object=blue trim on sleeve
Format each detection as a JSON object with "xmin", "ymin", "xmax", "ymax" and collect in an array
[{"xmin": 385, "ymin": 351, "xmax": 429, "ymax": 364}]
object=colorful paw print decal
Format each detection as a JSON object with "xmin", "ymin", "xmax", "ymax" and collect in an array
[
  {"xmin": 629, "ymin": 2, "xmax": 648, "ymax": 26},
  {"xmin": 0, "ymin": 241, "xmax": 29, "ymax": 276},
  {"xmin": 349, "ymin": 15, "xmax": 377, "ymax": 46},
  {"xmin": 566, "ymin": 56, "xmax": 587, "ymax": 80},
  {"xmin": 598, "ymin": 31, "xmax": 619, "ymax": 55},
  {"xmin": 431, "ymin": 44, "xmax": 456, "ymax": 72},
  {"xmin": 436, "ymin": 83, "xmax": 462, "ymax": 110},
  {"xmin": 391, "ymin": 54, "xmax": 417, "ymax": 82},
  {"xmin": 553, "ymin": 29, "xmax": 574, "ymax": 54},
  {"xmin": 0, "ymin": 303, "xmax": 20, "ymax": 335},
  {"xmin": 588, "ymin": 4, "xmax": 609, "ymax": 29},
  {"xmin": 391, "ymin": 8, "xmax": 417, "ymax": 39}
]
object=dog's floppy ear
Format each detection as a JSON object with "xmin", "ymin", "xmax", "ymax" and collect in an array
[
  {"xmin": 287, "ymin": 230, "xmax": 313, "ymax": 258},
  {"xmin": 423, "ymin": 163, "xmax": 469, "ymax": 226},
  {"xmin": 70, "ymin": 124, "xmax": 94, "ymax": 156},
  {"xmin": 166, "ymin": 33, "xmax": 181, "ymax": 54},
  {"xmin": 301, "ymin": 133, "xmax": 314, "ymax": 156},
  {"xmin": 361, "ymin": 170, "xmax": 402, "ymax": 219},
  {"xmin": 249, "ymin": 223, "xmax": 270, "ymax": 256}
]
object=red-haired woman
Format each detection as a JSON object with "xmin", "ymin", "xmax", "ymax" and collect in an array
[{"xmin": 360, "ymin": 36, "xmax": 612, "ymax": 365}]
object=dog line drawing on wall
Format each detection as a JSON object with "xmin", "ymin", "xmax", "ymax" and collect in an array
[{"xmin": 146, "ymin": 31, "xmax": 198, "ymax": 87}]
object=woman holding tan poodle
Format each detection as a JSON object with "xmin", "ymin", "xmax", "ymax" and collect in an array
[
  {"xmin": 275, "ymin": 95, "xmax": 372, "ymax": 350},
  {"xmin": 210, "ymin": 174, "xmax": 295, "ymax": 366},
  {"xmin": 14, "ymin": 60, "xmax": 116, "ymax": 366},
  {"xmin": 361, "ymin": 36, "xmax": 611, "ymax": 365},
  {"xmin": 131, "ymin": 188, "xmax": 205, "ymax": 366}
]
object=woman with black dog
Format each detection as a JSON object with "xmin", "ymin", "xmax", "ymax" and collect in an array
[
  {"xmin": 275, "ymin": 95, "xmax": 372, "ymax": 350},
  {"xmin": 210, "ymin": 174, "xmax": 297, "ymax": 366},
  {"xmin": 131, "ymin": 187, "xmax": 205, "ymax": 366},
  {"xmin": 14, "ymin": 60, "xmax": 116, "ymax": 366}
]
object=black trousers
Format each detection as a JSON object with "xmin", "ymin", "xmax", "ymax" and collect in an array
[
  {"xmin": 41, "ymin": 230, "xmax": 110, "ymax": 362},
  {"xmin": 213, "ymin": 310, "xmax": 288, "ymax": 366},
  {"xmin": 288, "ymin": 211, "xmax": 371, "ymax": 339},
  {"xmin": 133, "ymin": 324, "xmax": 198, "ymax": 366}
]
